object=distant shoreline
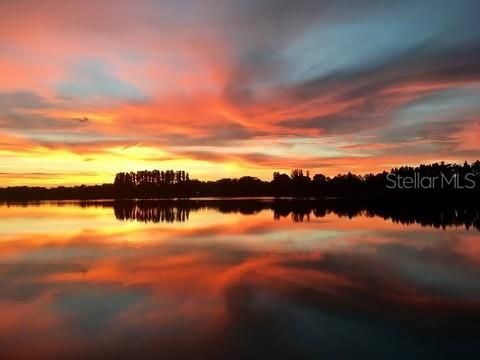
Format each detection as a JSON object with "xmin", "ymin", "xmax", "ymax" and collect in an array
[
  {"xmin": 1, "ymin": 194, "xmax": 479, "ymax": 207},
  {"xmin": 1, "ymin": 161, "xmax": 480, "ymax": 203}
]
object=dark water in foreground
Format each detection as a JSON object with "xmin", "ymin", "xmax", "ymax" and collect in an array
[{"xmin": 0, "ymin": 200, "xmax": 479, "ymax": 359}]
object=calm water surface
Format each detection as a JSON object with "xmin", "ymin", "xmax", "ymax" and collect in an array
[{"xmin": 0, "ymin": 200, "xmax": 479, "ymax": 359}]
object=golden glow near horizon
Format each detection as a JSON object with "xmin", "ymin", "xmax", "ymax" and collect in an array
[{"xmin": 1, "ymin": 1, "xmax": 480, "ymax": 186}]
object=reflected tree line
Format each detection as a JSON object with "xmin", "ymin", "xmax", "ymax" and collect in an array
[
  {"xmin": 114, "ymin": 202, "xmax": 190, "ymax": 223},
  {"xmin": 109, "ymin": 199, "xmax": 480, "ymax": 231},
  {"xmin": 1, "ymin": 161, "xmax": 480, "ymax": 201}
]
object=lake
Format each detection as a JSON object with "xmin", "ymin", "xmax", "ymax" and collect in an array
[{"xmin": 0, "ymin": 199, "xmax": 479, "ymax": 359}]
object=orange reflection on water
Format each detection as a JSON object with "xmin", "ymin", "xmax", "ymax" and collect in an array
[{"xmin": 0, "ymin": 202, "xmax": 479, "ymax": 359}]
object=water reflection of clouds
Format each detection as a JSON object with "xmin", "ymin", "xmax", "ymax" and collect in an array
[{"xmin": 0, "ymin": 203, "xmax": 479, "ymax": 358}]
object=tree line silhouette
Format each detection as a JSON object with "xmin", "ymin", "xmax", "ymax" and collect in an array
[
  {"xmin": 1, "ymin": 161, "xmax": 480, "ymax": 202},
  {"xmin": 114, "ymin": 170, "xmax": 189, "ymax": 187}
]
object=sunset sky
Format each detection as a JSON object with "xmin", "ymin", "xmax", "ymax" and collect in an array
[{"xmin": 1, "ymin": 0, "xmax": 480, "ymax": 186}]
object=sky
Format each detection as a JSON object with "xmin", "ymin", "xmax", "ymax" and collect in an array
[{"xmin": 1, "ymin": 0, "xmax": 480, "ymax": 186}]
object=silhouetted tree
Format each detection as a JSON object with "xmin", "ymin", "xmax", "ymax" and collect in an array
[{"xmin": 2, "ymin": 161, "xmax": 480, "ymax": 201}]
